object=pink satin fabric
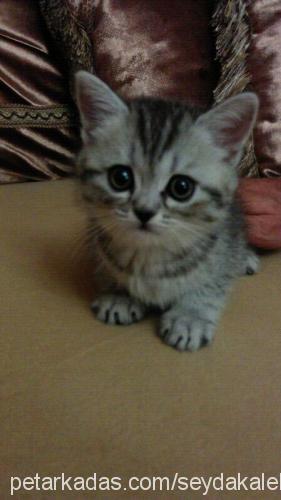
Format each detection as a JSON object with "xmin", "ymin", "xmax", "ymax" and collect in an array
[
  {"xmin": 1, "ymin": 0, "xmax": 216, "ymax": 182},
  {"xmin": 91, "ymin": 0, "xmax": 217, "ymax": 108},
  {"xmin": 248, "ymin": 0, "xmax": 281, "ymax": 177},
  {"xmin": 0, "ymin": 0, "xmax": 79, "ymax": 182}
]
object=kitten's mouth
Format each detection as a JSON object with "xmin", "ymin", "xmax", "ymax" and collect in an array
[
  {"xmin": 139, "ymin": 223, "xmax": 151, "ymax": 232},
  {"xmin": 136, "ymin": 223, "xmax": 158, "ymax": 235}
]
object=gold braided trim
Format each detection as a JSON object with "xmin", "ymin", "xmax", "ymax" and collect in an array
[{"xmin": 0, "ymin": 104, "xmax": 78, "ymax": 128}]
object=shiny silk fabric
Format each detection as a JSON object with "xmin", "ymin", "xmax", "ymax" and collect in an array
[
  {"xmin": 91, "ymin": 0, "xmax": 217, "ymax": 107},
  {"xmin": 0, "ymin": 0, "xmax": 79, "ymax": 182},
  {"xmin": 1, "ymin": 0, "xmax": 216, "ymax": 182},
  {"xmin": 248, "ymin": 0, "xmax": 281, "ymax": 177}
]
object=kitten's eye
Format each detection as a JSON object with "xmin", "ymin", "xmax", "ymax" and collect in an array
[
  {"xmin": 166, "ymin": 175, "xmax": 195, "ymax": 202},
  {"xmin": 108, "ymin": 165, "xmax": 134, "ymax": 192}
]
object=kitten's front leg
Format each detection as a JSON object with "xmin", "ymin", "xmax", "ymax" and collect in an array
[
  {"xmin": 91, "ymin": 293, "xmax": 147, "ymax": 326},
  {"xmin": 159, "ymin": 293, "xmax": 225, "ymax": 352}
]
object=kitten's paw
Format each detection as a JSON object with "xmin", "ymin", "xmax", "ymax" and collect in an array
[
  {"xmin": 159, "ymin": 312, "xmax": 216, "ymax": 352},
  {"xmin": 91, "ymin": 294, "xmax": 146, "ymax": 325},
  {"xmin": 245, "ymin": 250, "xmax": 259, "ymax": 275}
]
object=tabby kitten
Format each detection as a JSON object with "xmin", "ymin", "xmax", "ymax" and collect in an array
[{"xmin": 75, "ymin": 70, "xmax": 259, "ymax": 352}]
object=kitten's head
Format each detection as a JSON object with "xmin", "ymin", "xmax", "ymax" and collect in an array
[{"xmin": 75, "ymin": 71, "xmax": 258, "ymax": 251}]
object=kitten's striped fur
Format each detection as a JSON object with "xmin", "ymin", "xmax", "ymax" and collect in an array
[{"xmin": 75, "ymin": 71, "xmax": 259, "ymax": 351}]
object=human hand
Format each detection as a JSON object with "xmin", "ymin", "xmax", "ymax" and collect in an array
[{"xmin": 237, "ymin": 178, "xmax": 281, "ymax": 249}]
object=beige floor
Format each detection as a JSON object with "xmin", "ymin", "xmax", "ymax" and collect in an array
[{"xmin": 1, "ymin": 179, "xmax": 281, "ymax": 499}]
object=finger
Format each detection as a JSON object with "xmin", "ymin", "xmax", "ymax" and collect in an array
[
  {"xmin": 245, "ymin": 214, "xmax": 281, "ymax": 249},
  {"xmin": 238, "ymin": 179, "xmax": 281, "ymax": 215},
  {"xmin": 239, "ymin": 196, "xmax": 281, "ymax": 216},
  {"xmin": 238, "ymin": 178, "xmax": 281, "ymax": 193}
]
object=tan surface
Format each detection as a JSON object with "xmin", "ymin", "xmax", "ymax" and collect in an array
[{"xmin": 1, "ymin": 179, "xmax": 281, "ymax": 499}]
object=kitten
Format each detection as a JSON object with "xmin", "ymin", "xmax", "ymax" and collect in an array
[{"xmin": 75, "ymin": 70, "xmax": 259, "ymax": 352}]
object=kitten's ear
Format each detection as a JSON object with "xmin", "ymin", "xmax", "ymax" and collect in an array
[
  {"xmin": 195, "ymin": 93, "xmax": 259, "ymax": 165},
  {"xmin": 75, "ymin": 71, "xmax": 128, "ymax": 140}
]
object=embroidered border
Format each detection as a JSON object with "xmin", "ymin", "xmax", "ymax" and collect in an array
[{"xmin": 0, "ymin": 105, "xmax": 78, "ymax": 128}]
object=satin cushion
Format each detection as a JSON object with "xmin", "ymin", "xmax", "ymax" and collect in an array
[
  {"xmin": 41, "ymin": 0, "xmax": 217, "ymax": 108},
  {"xmin": 1, "ymin": 0, "xmax": 217, "ymax": 183},
  {"xmin": 0, "ymin": 0, "xmax": 79, "ymax": 183},
  {"xmin": 90, "ymin": 0, "xmax": 217, "ymax": 108},
  {"xmin": 3, "ymin": 0, "xmax": 281, "ymax": 182},
  {"xmin": 248, "ymin": 0, "xmax": 281, "ymax": 177}
]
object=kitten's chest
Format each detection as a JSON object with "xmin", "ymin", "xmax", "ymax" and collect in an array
[
  {"xmin": 97, "ymin": 239, "xmax": 197, "ymax": 307},
  {"xmin": 111, "ymin": 248, "xmax": 190, "ymax": 307},
  {"xmin": 127, "ymin": 272, "xmax": 187, "ymax": 308}
]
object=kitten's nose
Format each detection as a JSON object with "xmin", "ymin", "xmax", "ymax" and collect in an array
[{"xmin": 133, "ymin": 209, "xmax": 155, "ymax": 224}]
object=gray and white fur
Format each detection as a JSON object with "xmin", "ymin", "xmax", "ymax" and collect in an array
[{"xmin": 75, "ymin": 70, "xmax": 259, "ymax": 352}]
